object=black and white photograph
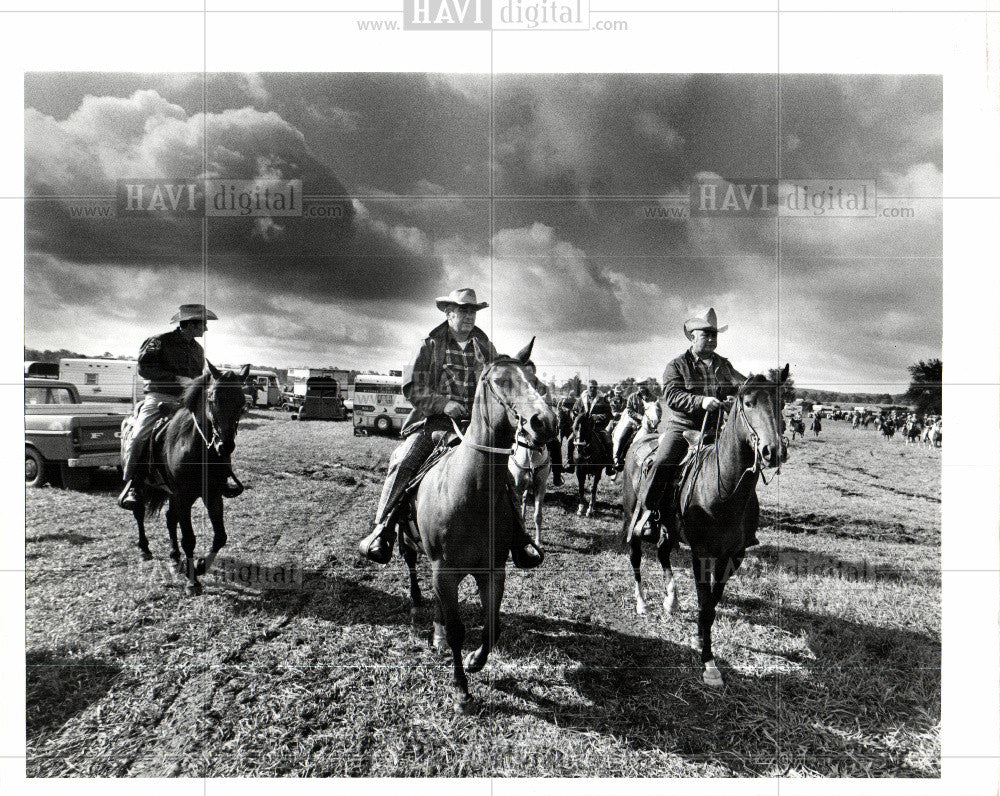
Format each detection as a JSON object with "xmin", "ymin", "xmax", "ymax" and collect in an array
[{"xmin": 8, "ymin": 2, "xmax": 999, "ymax": 791}]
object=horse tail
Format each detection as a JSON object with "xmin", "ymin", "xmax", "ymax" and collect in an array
[{"xmin": 144, "ymin": 490, "xmax": 168, "ymax": 517}]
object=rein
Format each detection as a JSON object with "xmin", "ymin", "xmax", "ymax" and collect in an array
[
  {"xmin": 683, "ymin": 379, "xmax": 782, "ymax": 513},
  {"xmin": 447, "ymin": 360, "xmax": 536, "ymax": 456}
]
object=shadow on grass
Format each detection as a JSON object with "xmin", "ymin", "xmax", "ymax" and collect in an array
[
  {"xmin": 488, "ymin": 605, "xmax": 939, "ymax": 776},
  {"xmin": 26, "ymin": 531, "xmax": 95, "ymax": 546},
  {"xmin": 26, "ymin": 648, "xmax": 122, "ymax": 742},
  {"xmin": 759, "ymin": 507, "xmax": 930, "ymax": 544},
  {"xmin": 747, "ymin": 544, "xmax": 937, "ymax": 585}
]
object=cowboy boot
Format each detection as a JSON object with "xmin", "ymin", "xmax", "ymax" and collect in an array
[
  {"xmin": 117, "ymin": 479, "xmax": 142, "ymax": 511},
  {"xmin": 360, "ymin": 434, "xmax": 426, "ymax": 564}
]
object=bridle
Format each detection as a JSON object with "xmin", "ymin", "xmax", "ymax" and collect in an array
[
  {"xmin": 190, "ymin": 376, "xmax": 242, "ymax": 457},
  {"xmin": 449, "ymin": 360, "xmax": 539, "ymax": 456},
  {"xmin": 683, "ymin": 377, "xmax": 783, "ymax": 513}
]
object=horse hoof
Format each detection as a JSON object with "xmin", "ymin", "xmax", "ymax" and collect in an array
[
  {"xmin": 169, "ymin": 550, "xmax": 180, "ymax": 563},
  {"xmin": 453, "ymin": 692, "xmax": 475, "ymax": 714},
  {"xmin": 577, "ymin": 507, "xmax": 584, "ymax": 516},
  {"xmin": 702, "ymin": 663, "xmax": 724, "ymax": 687},
  {"xmin": 664, "ymin": 596, "xmax": 680, "ymax": 615},
  {"xmin": 139, "ymin": 548, "xmax": 153, "ymax": 561},
  {"xmin": 586, "ymin": 507, "xmax": 594, "ymax": 518},
  {"xmin": 194, "ymin": 557, "xmax": 207, "ymax": 577},
  {"xmin": 185, "ymin": 582, "xmax": 203, "ymax": 596},
  {"xmin": 636, "ymin": 602, "xmax": 646, "ymax": 616}
]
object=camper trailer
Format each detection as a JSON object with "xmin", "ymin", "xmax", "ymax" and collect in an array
[{"xmin": 58, "ymin": 358, "xmax": 138, "ymax": 403}]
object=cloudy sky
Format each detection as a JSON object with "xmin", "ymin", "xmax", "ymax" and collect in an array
[{"xmin": 24, "ymin": 73, "xmax": 941, "ymax": 391}]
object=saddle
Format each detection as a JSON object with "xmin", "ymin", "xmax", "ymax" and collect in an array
[
  {"xmin": 121, "ymin": 401, "xmax": 180, "ymax": 495},
  {"xmin": 626, "ymin": 431, "xmax": 715, "ymax": 543},
  {"xmin": 396, "ymin": 432, "xmax": 462, "ymax": 555}
]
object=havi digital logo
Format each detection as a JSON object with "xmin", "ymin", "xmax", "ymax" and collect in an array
[{"xmin": 403, "ymin": 0, "xmax": 491, "ymax": 30}]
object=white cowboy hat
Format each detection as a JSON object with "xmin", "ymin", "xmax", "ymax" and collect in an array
[
  {"xmin": 435, "ymin": 287, "xmax": 489, "ymax": 313},
  {"xmin": 171, "ymin": 303, "xmax": 219, "ymax": 324},
  {"xmin": 684, "ymin": 307, "xmax": 728, "ymax": 341}
]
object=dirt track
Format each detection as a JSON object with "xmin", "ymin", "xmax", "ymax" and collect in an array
[{"xmin": 26, "ymin": 412, "xmax": 940, "ymax": 777}]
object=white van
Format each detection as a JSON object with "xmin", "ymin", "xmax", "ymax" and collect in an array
[{"xmin": 59, "ymin": 358, "xmax": 138, "ymax": 403}]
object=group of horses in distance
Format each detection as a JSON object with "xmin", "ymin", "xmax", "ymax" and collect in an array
[{"xmin": 123, "ymin": 352, "xmax": 791, "ymax": 709}]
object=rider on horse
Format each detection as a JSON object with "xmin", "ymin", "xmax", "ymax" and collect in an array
[
  {"xmin": 572, "ymin": 379, "xmax": 615, "ymax": 475},
  {"xmin": 636, "ymin": 307, "xmax": 758, "ymax": 546},
  {"xmin": 117, "ymin": 304, "xmax": 242, "ymax": 510},
  {"xmin": 612, "ymin": 378, "xmax": 661, "ymax": 471},
  {"xmin": 358, "ymin": 288, "xmax": 544, "ymax": 569}
]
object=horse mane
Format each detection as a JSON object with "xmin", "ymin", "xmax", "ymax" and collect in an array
[{"xmin": 181, "ymin": 371, "xmax": 212, "ymax": 413}]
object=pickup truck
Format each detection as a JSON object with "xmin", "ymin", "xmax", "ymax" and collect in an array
[{"xmin": 25, "ymin": 378, "xmax": 130, "ymax": 489}]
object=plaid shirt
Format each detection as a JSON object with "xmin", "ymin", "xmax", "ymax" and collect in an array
[
  {"xmin": 692, "ymin": 356, "xmax": 719, "ymax": 397},
  {"xmin": 440, "ymin": 337, "xmax": 482, "ymax": 409}
]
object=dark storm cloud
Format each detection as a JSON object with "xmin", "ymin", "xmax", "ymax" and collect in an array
[
  {"xmin": 25, "ymin": 88, "xmax": 445, "ymax": 303},
  {"xmin": 493, "ymin": 74, "xmax": 777, "ymax": 197}
]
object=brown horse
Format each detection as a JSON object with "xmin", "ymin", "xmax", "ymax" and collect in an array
[
  {"xmin": 622, "ymin": 367, "xmax": 789, "ymax": 686},
  {"xmin": 569, "ymin": 412, "xmax": 609, "ymax": 516},
  {"xmin": 400, "ymin": 343, "xmax": 557, "ymax": 710},
  {"xmin": 130, "ymin": 363, "xmax": 250, "ymax": 594}
]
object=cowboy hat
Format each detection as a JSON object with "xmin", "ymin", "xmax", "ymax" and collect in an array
[
  {"xmin": 171, "ymin": 303, "xmax": 219, "ymax": 324},
  {"xmin": 684, "ymin": 307, "xmax": 728, "ymax": 341},
  {"xmin": 435, "ymin": 287, "xmax": 489, "ymax": 313}
]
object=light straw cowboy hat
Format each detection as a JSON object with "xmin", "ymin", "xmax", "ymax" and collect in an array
[
  {"xmin": 435, "ymin": 287, "xmax": 489, "ymax": 313},
  {"xmin": 683, "ymin": 307, "xmax": 728, "ymax": 341},
  {"xmin": 171, "ymin": 304, "xmax": 219, "ymax": 324}
]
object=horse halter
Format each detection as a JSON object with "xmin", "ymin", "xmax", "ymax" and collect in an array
[
  {"xmin": 732, "ymin": 377, "xmax": 782, "ymax": 483},
  {"xmin": 451, "ymin": 360, "xmax": 538, "ymax": 456},
  {"xmin": 192, "ymin": 379, "xmax": 239, "ymax": 456}
]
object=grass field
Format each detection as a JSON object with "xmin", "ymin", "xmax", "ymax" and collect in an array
[{"xmin": 25, "ymin": 412, "xmax": 940, "ymax": 777}]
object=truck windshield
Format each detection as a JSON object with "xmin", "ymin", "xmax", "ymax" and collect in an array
[{"xmin": 25, "ymin": 387, "xmax": 76, "ymax": 404}]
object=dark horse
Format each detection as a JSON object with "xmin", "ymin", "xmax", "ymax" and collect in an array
[
  {"xmin": 569, "ymin": 412, "xmax": 609, "ymax": 517},
  {"xmin": 621, "ymin": 367, "xmax": 789, "ymax": 686},
  {"xmin": 400, "ymin": 343, "xmax": 557, "ymax": 710},
  {"xmin": 130, "ymin": 363, "xmax": 250, "ymax": 594},
  {"xmin": 789, "ymin": 416, "xmax": 805, "ymax": 439}
]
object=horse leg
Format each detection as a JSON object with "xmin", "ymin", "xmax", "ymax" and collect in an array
[
  {"xmin": 657, "ymin": 539, "xmax": 680, "ymax": 615},
  {"xmin": 432, "ymin": 568, "xmax": 471, "ymax": 710},
  {"xmin": 577, "ymin": 470, "xmax": 587, "ymax": 515},
  {"xmin": 134, "ymin": 505, "xmax": 152, "ymax": 560},
  {"xmin": 165, "ymin": 504, "xmax": 181, "ymax": 562},
  {"xmin": 630, "ymin": 538, "xmax": 646, "ymax": 615},
  {"xmin": 177, "ymin": 499, "xmax": 201, "ymax": 595},
  {"xmin": 465, "ymin": 569, "xmax": 506, "ymax": 674},
  {"xmin": 587, "ymin": 470, "xmax": 599, "ymax": 517},
  {"xmin": 402, "ymin": 543, "xmax": 423, "ymax": 636},
  {"xmin": 532, "ymin": 473, "xmax": 546, "ymax": 545},
  {"xmin": 196, "ymin": 492, "xmax": 227, "ymax": 576},
  {"xmin": 691, "ymin": 553, "xmax": 721, "ymax": 685}
]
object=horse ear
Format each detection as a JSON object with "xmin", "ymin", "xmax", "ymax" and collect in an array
[
  {"xmin": 780, "ymin": 363, "xmax": 790, "ymax": 383},
  {"xmin": 515, "ymin": 336, "xmax": 535, "ymax": 364},
  {"xmin": 239, "ymin": 364, "xmax": 251, "ymax": 382},
  {"xmin": 206, "ymin": 360, "xmax": 222, "ymax": 379}
]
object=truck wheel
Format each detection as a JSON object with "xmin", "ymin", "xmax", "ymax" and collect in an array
[
  {"xmin": 25, "ymin": 448, "xmax": 47, "ymax": 488},
  {"xmin": 58, "ymin": 462, "xmax": 92, "ymax": 491},
  {"xmin": 375, "ymin": 415, "xmax": 392, "ymax": 434}
]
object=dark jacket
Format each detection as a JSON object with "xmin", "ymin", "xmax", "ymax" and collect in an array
[
  {"xmin": 400, "ymin": 321, "xmax": 498, "ymax": 436},
  {"xmin": 662, "ymin": 349, "xmax": 745, "ymax": 430},
  {"xmin": 137, "ymin": 328, "xmax": 205, "ymax": 396}
]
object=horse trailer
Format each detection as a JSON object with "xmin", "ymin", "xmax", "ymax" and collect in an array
[{"xmin": 58, "ymin": 358, "xmax": 139, "ymax": 403}]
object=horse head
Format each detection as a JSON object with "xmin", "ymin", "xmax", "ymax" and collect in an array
[
  {"xmin": 200, "ymin": 362, "xmax": 252, "ymax": 456},
  {"xmin": 731, "ymin": 364, "xmax": 789, "ymax": 469},
  {"xmin": 478, "ymin": 342, "xmax": 558, "ymax": 450}
]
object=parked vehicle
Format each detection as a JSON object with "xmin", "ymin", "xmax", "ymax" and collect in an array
[
  {"xmin": 59, "ymin": 358, "xmax": 138, "ymax": 403},
  {"xmin": 352, "ymin": 374, "xmax": 412, "ymax": 436},
  {"xmin": 244, "ymin": 369, "xmax": 283, "ymax": 408},
  {"xmin": 293, "ymin": 377, "xmax": 347, "ymax": 421},
  {"xmin": 24, "ymin": 361, "xmax": 59, "ymax": 379},
  {"xmin": 25, "ymin": 378, "xmax": 130, "ymax": 489}
]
